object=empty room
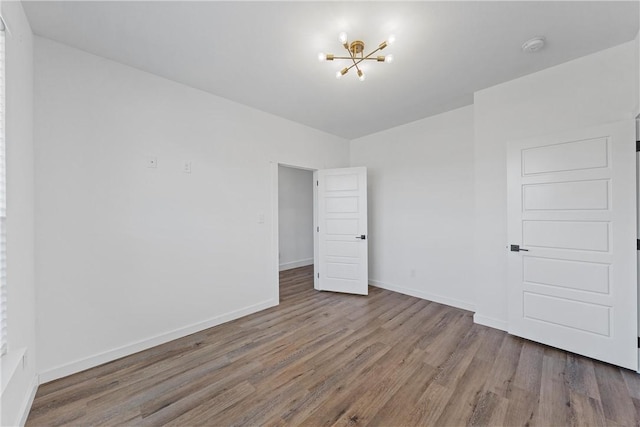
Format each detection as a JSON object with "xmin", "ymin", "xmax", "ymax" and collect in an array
[{"xmin": 2, "ymin": 1, "xmax": 640, "ymax": 426}]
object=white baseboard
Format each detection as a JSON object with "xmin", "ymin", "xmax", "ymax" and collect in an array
[
  {"xmin": 369, "ymin": 279, "xmax": 475, "ymax": 312},
  {"xmin": 39, "ymin": 298, "xmax": 278, "ymax": 384},
  {"xmin": 473, "ymin": 313, "xmax": 508, "ymax": 331},
  {"xmin": 279, "ymin": 258, "xmax": 313, "ymax": 271},
  {"xmin": 17, "ymin": 374, "xmax": 39, "ymax": 427}
]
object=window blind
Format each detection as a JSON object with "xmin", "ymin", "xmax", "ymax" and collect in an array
[{"xmin": 0, "ymin": 28, "xmax": 6, "ymax": 356}]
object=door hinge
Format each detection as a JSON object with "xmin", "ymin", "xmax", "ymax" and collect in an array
[
  {"xmin": 317, "ymin": 273, "xmax": 319, "ymax": 279},
  {"xmin": 317, "ymin": 226, "xmax": 319, "ymax": 232},
  {"xmin": 637, "ymin": 239, "xmax": 640, "ymax": 250},
  {"xmin": 316, "ymin": 180, "xmax": 319, "ymax": 186},
  {"xmin": 636, "ymin": 140, "xmax": 640, "ymax": 152},
  {"xmin": 637, "ymin": 336, "xmax": 639, "ymax": 348}
]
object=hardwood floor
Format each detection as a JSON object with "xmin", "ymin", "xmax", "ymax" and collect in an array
[{"xmin": 27, "ymin": 265, "xmax": 640, "ymax": 426}]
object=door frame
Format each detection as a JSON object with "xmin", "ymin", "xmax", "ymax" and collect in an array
[
  {"xmin": 269, "ymin": 161, "xmax": 318, "ymax": 304},
  {"xmin": 636, "ymin": 114, "xmax": 640, "ymax": 373}
]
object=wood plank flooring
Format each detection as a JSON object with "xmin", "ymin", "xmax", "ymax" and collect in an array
[{"xmin": 26, "ymin": 266, "xmax": 640, "ymax": 426}]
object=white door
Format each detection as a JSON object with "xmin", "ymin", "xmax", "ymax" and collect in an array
[
  {"xmin": 314, "ymin": 167, "xmax": 368, "ymax": 295},
  {"xmin": 507, "ymin": 120, "xmax": 637, "ymax": 370}
]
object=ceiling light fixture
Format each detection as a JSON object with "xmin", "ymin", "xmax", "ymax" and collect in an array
[{"xmin": 319, "ymin": 32, "xmax": 395, "ymax": 81}]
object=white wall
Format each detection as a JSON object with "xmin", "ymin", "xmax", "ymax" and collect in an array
[
  {"xmin": 34, "ymin": 37, "xmax": 349, "ymax": 382},
  {"xmin": 278, "ymin": 166, "xmax": 313, "ymax": 271},
  {"xmin": 1, "ymin": 1, "xmax": 37, "ymax": 425},
  {"xmin": 636, "ymin": 32, "xmax": 639, "ymax": 116},
  {"xmin": 350, "ymin": 105, "xmax": 475, "ymax": 310},
  {"xmin": 473, "ymin": 39, "xmax": 639, "ymax": 330}
]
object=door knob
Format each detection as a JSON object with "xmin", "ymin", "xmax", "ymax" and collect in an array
[
  {"xmin": 355, "ymin": 235, "xmax": 366, "ymax": 240},
  {"xmin": 510, "ymin": 244, "xmax": 528, "ymax": 252}
]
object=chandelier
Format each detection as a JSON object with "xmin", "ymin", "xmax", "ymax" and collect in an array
[{"xmin": 318, "ymin": 32, "xmax": 395, "ymax": 81}]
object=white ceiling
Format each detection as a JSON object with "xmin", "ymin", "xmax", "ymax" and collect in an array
[{"xmin": 22, "ymin": 1, "xmax": 640, "ymax": 139}]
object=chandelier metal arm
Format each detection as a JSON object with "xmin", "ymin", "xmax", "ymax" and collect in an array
[
  {"xmin": 331, "ymin": 56, "xmax": 381, "ymax": 60},
  {"xmin": 342, "ymin": 45, "xmax": 385, "ymax": 73},
  {"xmin": 359, "ymin": 46, "xmax": 384, "ymax": 62},
  {"xmin": 345, "ymin": 58, "xmax": 364, "ymax": 73},
  {"xmin": 344, "ymin": 43, "xmax": 362, "ymax": 74}
]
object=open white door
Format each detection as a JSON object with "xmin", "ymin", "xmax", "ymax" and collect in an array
[
  {"xmin": 314, "ymin": 167, "xmax": 368, "ymax": 295},
  {"xmin": 507, "ymin": 120, "xmax": 637, "ymax": 370}
]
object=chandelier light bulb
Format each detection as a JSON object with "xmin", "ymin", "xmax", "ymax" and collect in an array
[
  {"xmin": 387, "ymin": 34, "xmax": 396, "ymax": 45},
  {"xmin": 318, "ymin": 52, "xmax": 327, "ymax": 62},
  {"xmin": 338, "ymin": 32, "xmax": 348, "ymax": 44},
  {"xmin": 357, "ymin": 70, "xmax": 366, "ymax": 81},
  {"xmin": 385, "ymin": 54, "xmax": 394, "ymax": 63}
]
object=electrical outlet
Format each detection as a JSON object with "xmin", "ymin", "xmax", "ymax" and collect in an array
[
  {"xmin": 183, "ymin": 161, "xmax": 192, "ymax": 174},
  {"xmin": 146, "ymin": 156, "xmax": 157, "ymax": 168}
]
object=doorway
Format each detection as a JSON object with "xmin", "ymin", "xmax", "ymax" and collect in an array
[
  {"xmin": 277, "ymin": 165, "xmax": 315, "ymax": 299},
  {"xmin": 270, "ymin": 163, "xmax": 369, "ymax": 303},
  {"xmin": 278, "ymin": 165, "xmax": 314, "ymax": 272}
]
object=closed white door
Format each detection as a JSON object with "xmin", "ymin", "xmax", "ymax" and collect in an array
[
  {"xmin": 507, "ymin": 120, "xmax": 637, "ymax": 370},
  {"xmin": 314, "ymin": 167, "xmax": 368, "ymax": 295}
]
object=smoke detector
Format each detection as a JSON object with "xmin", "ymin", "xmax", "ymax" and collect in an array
[{"xmin": 521, "ymin": 37, "xmax": 546, "ymax": 53}]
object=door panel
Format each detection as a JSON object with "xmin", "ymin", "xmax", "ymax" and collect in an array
[
  {"xmin": 523, "ymin": 257, "xmax": 610, "ymax": 294},
  {"xmin": 507, "ymin": 120, "xmax": 637, "ymax": 370},
  {"xmin": 521, "ymin": 137, "xmax": 609, "ymax": 174},
  {"xmin": 522, "ymin": 220, "xmax": 609, "ymax": 251},
  {"xmin": 523, "ymin": 180, "xmax": 609, "ymax": 211},
  {"xmin": 523, "ymin": 292, "xmax": 610, "ymax": 336},
  {"xmin": 315, "ymin": 167, "xmax": 368, "ymax": 295}
]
